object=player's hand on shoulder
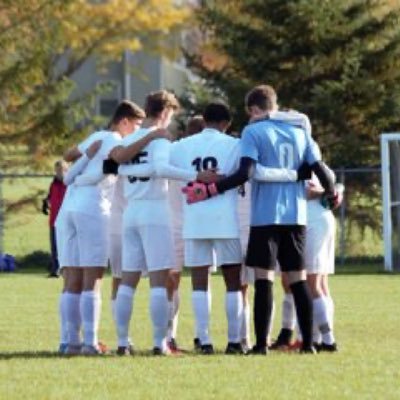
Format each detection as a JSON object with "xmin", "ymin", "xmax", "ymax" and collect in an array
[
  {"xmin": 151, "ymin": 128, "xmax": 172, "ymax": 141},
  {"xmin": 86, "ymin": 140, "xmax": 102, "ymax": 159},
  {"xmin": 196, "ymin": 169, "xmax": 224, "ymax": 184}
]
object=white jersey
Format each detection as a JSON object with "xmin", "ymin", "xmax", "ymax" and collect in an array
[
  {"xmin": 170, "ymin": 128, "xmax": 240, "ymax": 239},
  {"xmin": 121, "ymin": 127, "xmax": 175, "ymax": 227},
  {"xmin": 67, "ymin": 130, "xmax": 121, "ymax": 217}
]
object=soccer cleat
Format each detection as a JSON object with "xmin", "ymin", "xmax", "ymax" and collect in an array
[
  {"xmin": 65, "ymin": 344, "xmax": 82, "ymax": 355},
  {"xmin": 299, "ymin": 345, "xmax": 317, "ymax": 354},
  {"xmin": 97, "ymin": 341, "xmax": 108, "ymax": 354},
  {"xmin": 200, "ymin": 344, "xmax": 214, "ymax": 355},
  {"xmin": 319, "ymin": 342, "xmax": 338, "ymax": 353},
  {"xmin": 81, "ymin": 344, "xmax": 107, "ymax": 356},
  {"xmin": 247, "ymin": 345, "xmax": 268, "ymax": 355},
  {"xmin": 288, "ymin": 340, "xmax": 303, "ymax": 351},
  {"xmin": 152, "ymin": 346, "xmax": 171, "ymax": 356},
  {"xmin": 269, "ymin": 328, "xmax": 293, "ymax": 350},
  {"xmin": 116, "ymin": 344, "xmax": 135, "ymax": 356},
  {"xmin": 240, "ymin": 338, "xmax": 251, "ymax": 354},
  {"xmin": 225, "ymin": 342, "xmax": 247, "ymax": 355},
  {"xmin": 58, "ymin": 343, "xmax": 68, "ymax": 354},
  {"xmin": 193, "ymin": 338, "xmax": 201, "ymax": 351},
  {"xmin": 167, "ymin": 338, "xmax": 185, "ymax": 354}
]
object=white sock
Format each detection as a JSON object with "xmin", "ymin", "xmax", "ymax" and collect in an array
[
  {"xmin": 282, "ymin": 293, "xmax": 296, "ymax": 330},
  {"xmin": 241, "ymin": 301, "xmax": 251, "ymax": 345},
  {"xmin": 225, "ymin": 291, "xmax": 243, "ymax": 343},
  {"xmin": 268, "ymin": 298, "xmax": 276, "ymax": 342},
  {"xmin": 192, "ymin": 290, "xmax": 211, "ymax": 345},
  {"xmin": 167, "ymin": 290, "xmax": 180, "ymax": 341},
  {"xmin": 59, "ymin": 292, "xmax": 69, "ymax": 345},
  {"xmin": 150, "ymin": 287, "xmax": 169, "ymax": 350},
  {"xmin": 313, "ymin": 297, "xmax": 335, "ymax": 345},
  {"xmin": 296, "ymin": 323, "xmax": 303, "ymax": 342},
  {"xmin": 80, "ymin": 290, "xmax": 101, "ymax": 347},
  {"xmin": 325, "ymin": 295, "xmax": 334, "ymax": 328},
  {"xmin": 115, "ymin": 285, "xmax": 134, "ymax": 347},
  {"xmin": 65, "ymin": 292, "xmax": 81, "ymax": 346}
]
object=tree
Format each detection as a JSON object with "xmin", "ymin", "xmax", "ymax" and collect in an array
[
  {"xmin": 0, "ymin": 0, "xmax": 188, "ymax": 170},
  {"xmin": 188, "ymin": 0, "xmax": 400, "ymax": 167}
]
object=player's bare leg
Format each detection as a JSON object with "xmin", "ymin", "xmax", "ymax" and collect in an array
[
  {"xmin": 221, "ymin": 264, "xmax": 245, "ymax": 354},
  {"xmin": 115, "ymin": 271, "xmax": 141, "ymax": 354},
  {"xmin": 166, "ymin": 271, "xmax": 181, "ymax": 352},
  {"xmin": 80, "ymin": 267, "xmax": 105, "ymax": 355},
  {"xmin": 64, "ymin": 267, "xmax": 83, "ymax": 355},
  {"xmin": 191, "ymin": 266, "xmax": 213, "ymax": 354},
  {"xmin": 308, "ymin": 273, "xmax": 337, "ymax": 351}
]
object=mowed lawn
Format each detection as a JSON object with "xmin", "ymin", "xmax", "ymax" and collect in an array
[{"xmin": 0, "ymin": 270, "xmax": 399, "ymax": 400}]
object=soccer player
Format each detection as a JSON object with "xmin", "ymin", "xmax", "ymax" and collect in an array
[
  {"xmin": 108, "ymin": 91, "xmax": 214, "ymax": 355},
  {"xmin": 182, "ymin": 85, "xmax": 337, "ymax": 354},
  {"xmin": 61, "ymin": 100, "xmax": 147, "ymax": 355},
  {"xmin": 56, "ymin": 140, "xmax": 102, "ymax": 353}
]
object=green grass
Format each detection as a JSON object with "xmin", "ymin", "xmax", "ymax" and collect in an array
[{"xmin": 0, "ymin": 271, "xmax": 399, "ymax": 399}]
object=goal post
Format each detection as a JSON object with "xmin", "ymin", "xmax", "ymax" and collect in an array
[{"xmin": 381, "ymin": 133, "xmax": 400, "ymax": 272}]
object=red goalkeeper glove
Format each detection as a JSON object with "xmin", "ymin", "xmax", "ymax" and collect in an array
[{"xmin": 181, "ymin": 182, "xmax": 219, "ymax": 204}]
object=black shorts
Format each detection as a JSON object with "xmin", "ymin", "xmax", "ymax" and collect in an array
[{"xmin": 245, "ymin": 225, "xmax": 306, "ymax": 272}]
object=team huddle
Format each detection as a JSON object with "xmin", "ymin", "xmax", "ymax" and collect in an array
[{"xmin": 55, "ymin": 85, "xmax": 342, "ymax": 356}]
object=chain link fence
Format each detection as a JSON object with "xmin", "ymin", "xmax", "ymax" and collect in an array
[{"xmin": 0, "ymin": 168, "xmax": 383, "ymax": 270}]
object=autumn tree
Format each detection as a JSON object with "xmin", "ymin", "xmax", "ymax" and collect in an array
[{"xmin": 0, "ymin": 0, "xmax": 188, "ymax": 169}]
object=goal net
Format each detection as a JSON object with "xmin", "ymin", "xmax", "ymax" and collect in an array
[{"xmin": 381, "ymin": 133, "xmax": 400, "ymax": 271}]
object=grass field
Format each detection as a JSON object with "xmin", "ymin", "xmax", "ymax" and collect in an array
[{"xmin": 0, "ymin": 269, "xmax": 399, "ymax": 400}]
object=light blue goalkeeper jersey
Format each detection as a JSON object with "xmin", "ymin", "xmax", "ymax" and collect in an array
[{"xmin": 241, "ymin": 118, "xmax": 321, "ymax": 226}]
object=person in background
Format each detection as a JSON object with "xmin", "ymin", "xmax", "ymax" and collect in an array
[{"xmin": 42, "ymin": 160, "xmax": 68, "ymax": 278}]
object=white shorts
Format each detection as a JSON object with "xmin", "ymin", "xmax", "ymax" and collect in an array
[
  {"xmin": 185, "ymin": 239, "xmax": 242, "ymax": 268},
  {"xmin": 56, "ymin": 215, "xmax": 79, "ymax": 269},
  {"xmin": 122, "ymin": 224, "xmax": 176, "ymax": 273},
  {"xmin": 109, "ymin": 233, "xmax": 122, "ymax": 278},
  {"xmin": 305, "ymin": 213, "xmax": 335, "ymax": 275},
  {"xmin": 62, "ymin": 211, "xmax": 109, "ymax": 268}
]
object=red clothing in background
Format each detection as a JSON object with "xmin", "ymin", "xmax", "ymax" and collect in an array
[{"xmin": 47, "ymin": 177, "xmax": 66, "ymax": 227}]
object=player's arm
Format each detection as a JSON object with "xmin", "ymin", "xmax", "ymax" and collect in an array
[
  {"xmin": 109, "ymin": 129, "xmax": 171, "ymax": 164},
  {"xmin": 253, "ymin": 162, "xmax": 312, "ymax": 182},
  {"xmin": 63, "ymin": 140, "xmax": 102, "ymax": 185},
  {"xmin": 117, "ymin": 163, "xmax": 155, "ymax": 177},
  {"xmin": 152, "ymin": 139, "xmax": 197, "ymax": 182}
]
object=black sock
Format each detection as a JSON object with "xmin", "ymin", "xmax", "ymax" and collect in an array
[
  {"xmin": 253, "ymin": 279, "xmax": 273, "ymax": 348},
  {"xmin": 290, "ymin": 280, "xmax": 313, "ymax": 348}
]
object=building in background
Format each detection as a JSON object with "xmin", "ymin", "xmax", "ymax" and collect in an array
[{"xmin": 71, "ymin": 49, "xmax": 191, "ymax": 119}]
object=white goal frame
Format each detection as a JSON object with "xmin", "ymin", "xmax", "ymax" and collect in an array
[{"xmin": 381, "ymin": 133, "xmax": 400, "ymax": 271}]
